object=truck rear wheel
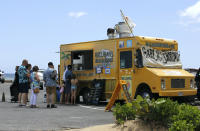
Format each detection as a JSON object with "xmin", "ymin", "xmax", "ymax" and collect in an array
[{"xmin": 83, "ymin": 89, "xmax": 90, "ymax": 105}]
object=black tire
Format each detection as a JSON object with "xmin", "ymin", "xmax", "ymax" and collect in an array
[
  {"xmin": 76, "ymin": 95, "xmax": 80, "ymax": 103},
  {"xmin": 197, "ymin": 88, "xmax": 200, "ymax": 101},
  {"xmin": 83, "ymin": 89, "xmax": 90, "ymax": 105},
  {"xmin": 136, "ymin": 87, "xmax": 153, "ymax": 99}
]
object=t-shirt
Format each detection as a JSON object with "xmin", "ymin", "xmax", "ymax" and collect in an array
[
  {"xmin": 43, "ymin": 68, "xmax": 57, "ymax": 87},
  {"xmin": 18, "ymin": 65, "xmax": 28, "ymax": 84},
  {"xmin": 31, "ymin": 72, "xmax": 40, "ymax": 89},
  {"xmin": 63, "ymin": 68, "xmax": 68, "ymax": 82},
  {"xmin": 65, "ymin": 70, "xmax": 72, "ymax": 83}
]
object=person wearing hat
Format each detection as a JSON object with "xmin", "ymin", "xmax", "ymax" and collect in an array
[{"xmin": 43, "ymin": 62, "xmax": 58, "ymax": 108}]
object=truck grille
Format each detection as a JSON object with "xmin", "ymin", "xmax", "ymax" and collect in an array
[{"xmin": 171, "ymin": 79, "xmax": 185, "ymax": 88}]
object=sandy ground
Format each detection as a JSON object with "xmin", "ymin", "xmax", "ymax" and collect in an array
[{"xmin": 69, "ymin": 120, "xmax": 168, "ymax": 131}]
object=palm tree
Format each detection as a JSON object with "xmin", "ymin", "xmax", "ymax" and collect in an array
[{"xmin": 61, "ymin": 52, "xmax": 71, "ymax": 67}]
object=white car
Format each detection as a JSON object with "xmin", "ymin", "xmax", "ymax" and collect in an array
[
  {"xmin": 37, "ymin": 69, "xmax": 44, "ymax": 89},
  {"xmin": 37, "ymin": 69, "xmax": 46, "ymax": 103}
]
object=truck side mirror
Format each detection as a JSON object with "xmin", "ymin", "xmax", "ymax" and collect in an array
[{"xmin": 134, "ymin": 58, "xmax": 138, "ymax": 67}]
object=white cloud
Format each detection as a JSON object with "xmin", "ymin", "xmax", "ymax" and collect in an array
[
  {"xmin": 68, "ymin": 12, "xmax": 88, "ymax": 18},
  {"xmin": 178, "ymin": 1, "xmax": 200, "ymax": 25}
]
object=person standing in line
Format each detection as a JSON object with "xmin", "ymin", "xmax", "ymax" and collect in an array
[
  {"xmin": 65, "ymin": 65, "xmax": 72, "ymax": 104},
  {"xmin": 18, "ymin": 59, "xmax": 30, "ymax": 106},
  {"xmin": 26, "ymin": 64, "xmax": 32, "ymax": 103},
  {"xmin": 30, "ymin": 66, "xmax": 40, "ymax": 108},
  {"xmin": 63, "ymin": 66, "xmax": 68, "ymax": 83},
  {"xmin": 60, "ymin": 66, "xmax": 67, "ymax": 103},
  {"xmin": 13, "ymin": 66, "xmax": 19, "ymax": 86},
  {"xmin": 10, "ymin": 66, "xmax": 19, "ymax": 102},
  {"xmin": 71, "ymin": 74, "xmax": 78, "ymax": 105},
  {"xmin": 43, "ymin": 62, "xmax": 58, "ymax": 108}
]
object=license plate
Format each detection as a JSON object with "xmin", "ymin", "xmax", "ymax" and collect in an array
[{"xmin": 178, "ymin": 92, "xmax": 183, "ymax": 96}]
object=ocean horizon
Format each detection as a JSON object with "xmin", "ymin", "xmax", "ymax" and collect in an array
[{"xmin": 4, "ymin": 73, "xmax": 15, "ymax": 81}]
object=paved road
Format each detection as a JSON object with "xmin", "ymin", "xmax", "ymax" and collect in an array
[{"xmin": 0, "ymin": 83, "xmax": 113, "ymax": 131}]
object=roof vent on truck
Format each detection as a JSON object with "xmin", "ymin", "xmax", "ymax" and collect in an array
[{"xmin": 107, "ymin": 10, "xmax": 136, "ymax": 39}]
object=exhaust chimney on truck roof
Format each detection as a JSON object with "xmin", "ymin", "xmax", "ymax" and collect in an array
[
  {"xmin": 115, "ymin": 22, "xmax": 131, "ymax": 38},
  {"xmin": 107, "ymin": 28, "xmax": 116, "ymax": 39}
]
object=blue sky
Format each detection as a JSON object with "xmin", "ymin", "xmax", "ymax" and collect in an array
[{"xmin": 0, "ymin": 0, "xmax": 200, "ymax": 73}]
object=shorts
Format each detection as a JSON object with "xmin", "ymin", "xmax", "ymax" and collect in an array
[
  {"xmin": 65, "ymin": 82, "xmax": 71, "ymax": 94},
  {"xmin": 46, "ymin": 86, "xmax": 56, "ymax": 94},
  {"xmin": 71, "ymin": 85, "xmax": 77, "ymax": 91},
  {"xmin": 18, "ymin": 83, "xmax": 29, "ymax": 93}
]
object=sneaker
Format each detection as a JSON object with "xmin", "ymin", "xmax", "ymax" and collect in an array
[
  {"xmin": 51, "ymin": 104, "xmax": 57, "ymax": 108},
  {"xmin": 30, "ymin": 105, "xmax": 34, "ymax": 108},
  {"xmin": 47, "ymin": 104, "xmax": 50, "ymax": 108}
]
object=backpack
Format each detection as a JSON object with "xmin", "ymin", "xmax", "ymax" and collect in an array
[{"xmin": 50, "ymin": 70, "xmax": 57, "ymax": 80}]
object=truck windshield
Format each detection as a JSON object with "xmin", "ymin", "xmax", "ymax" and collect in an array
[{"xmin": 140, "ymin": 46, "xmax": 182, "ymax": 68}]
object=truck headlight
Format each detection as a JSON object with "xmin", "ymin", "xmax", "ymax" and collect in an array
[
  {"xmin": 190, "ymin": 79, "xmax": 195, "ymax": 89},
  {"xmin": 161, "ymin": 79, "xmax": 166, "ymax": 90}
]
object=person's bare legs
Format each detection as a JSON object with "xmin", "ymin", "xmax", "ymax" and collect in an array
[
  {"xmin": 25, "ymin": 93, "xmax": 28, "ymax": 105},
  {"xmin": 71, "ymin": 90, "xmax": 73, "ymax": 104},
  {"xmin": 46, "ymin": 93, "xmax": 50, "ymax": 105},
  {"xmin": 68, "ymin": 93, "xmax": 71, "ymax": 104},
  {"xmin": 52, "ymin": 92, "xmax": 55, "ymax": 105},
  {"xmin": 27, "ymin": 93, "xmax": 29, "ymax": 102},
  {"xmin": 65, "ymin": 94, "xmax": 69, "ymax": 104},
  {"xmin": 22, "ymin": 93, "xmax": 27, "ymax": 105},
  {"xmin": 60, "ymin": 93, "xmax": 64, "ymax": 104},
  {"xmin": 74, "ymin": 90, "xmax": 76, "ymax": 104},
  {"xmin": 18, "ymin": 93, "xmax": 22, "ymax": 105}
]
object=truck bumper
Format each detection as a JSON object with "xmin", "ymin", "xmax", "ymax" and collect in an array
[{"xmin": 159, "ymin": 90, "xmax": 197, "ymax": 96}]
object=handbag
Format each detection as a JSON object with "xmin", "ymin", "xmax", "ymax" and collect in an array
[
  {"xmin": 33, "ymin": 88, "xmax": 40, "ymax": 94},
  {"xmin": 60, "ymin": 87, "xmax": 64, "ymax": 93}
]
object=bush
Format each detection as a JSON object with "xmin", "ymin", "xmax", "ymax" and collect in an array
[
  {"xmin": 169, "ymin": 120, "xmax": 194, "ymax": 131},
  {"xmin": 113, "ymin": 102, "xmax": 136, "ymax": 125},
  {"xmin": 113, "ymin": 96, "xmax": 200, "ymax": 130},
  {"xmin": 145, "ymin": 98, "xmax": 179, "ymax": 127},
  {"xmin": 170, "ymin": 104, "xmax": 200, "ymax": 131}
]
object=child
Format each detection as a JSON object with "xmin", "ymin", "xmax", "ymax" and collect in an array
[
  {"xmin": 71, "ymin": 74, "xmax": 78, "ymax": 104},
  {"xmin": 30, "ymin": 66, "xmax": 40, "ymax": 108}
]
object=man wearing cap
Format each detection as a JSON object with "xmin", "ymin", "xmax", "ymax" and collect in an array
[{"xmin": 43, "ymin": 62, "xmax": 58, "ymax": 108}]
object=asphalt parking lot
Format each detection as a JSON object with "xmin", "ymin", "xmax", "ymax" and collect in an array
[{"xmin": 0, "ymin": 83, "xmax": 113, "ymax": 131}]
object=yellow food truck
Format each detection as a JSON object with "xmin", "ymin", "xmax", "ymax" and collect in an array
[{"xmin": 60, "ymin": 24, "xmax": 196, "ymax": 104}]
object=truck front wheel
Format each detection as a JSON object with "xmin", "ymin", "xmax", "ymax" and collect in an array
[{"xmin": 136, "ymin": 86, "xmax": 153, "ymax": 99}]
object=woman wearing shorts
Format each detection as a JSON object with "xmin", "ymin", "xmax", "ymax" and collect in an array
[{"xmin": 71, "ymin": 74, "xmax": 78, "ymax": 105}]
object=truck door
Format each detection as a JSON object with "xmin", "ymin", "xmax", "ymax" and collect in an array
[{"xmin": 118, "ymin": 49, "xmax": 134, "ymax": 98}]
